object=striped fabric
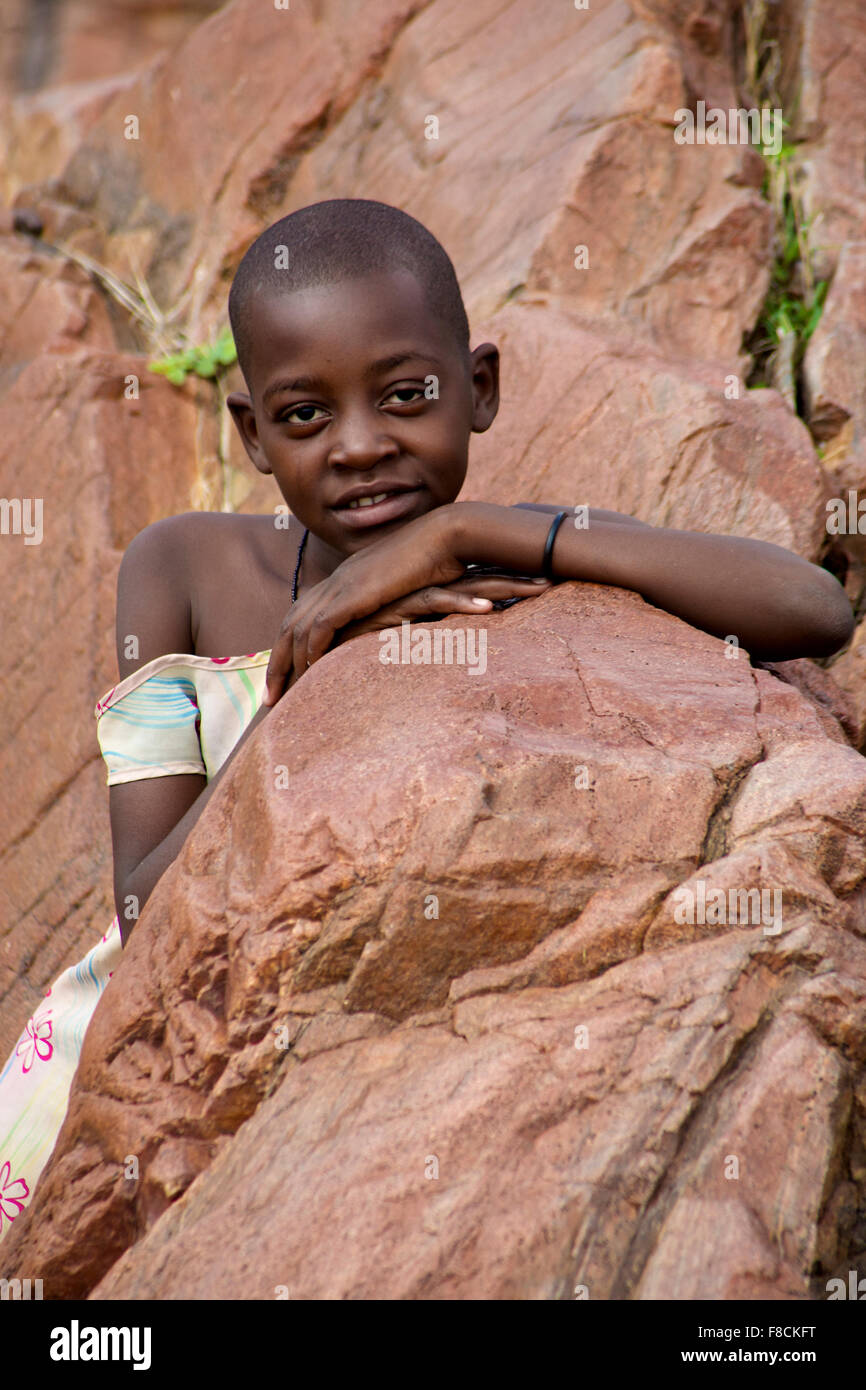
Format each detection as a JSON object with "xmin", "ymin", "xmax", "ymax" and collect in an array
[
  {"xmin": 95, "ymin": 650, "xmax": 270, "ymax": 783},
  {"xmin": 0, "ymin": 651, "xmax": 270, "ymax": 1244}
]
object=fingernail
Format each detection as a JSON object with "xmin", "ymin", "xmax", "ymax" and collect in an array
[
  {"xmin": 472, "ymin": 597, "xmax": 492, "ymax": 606},
  {"xmin": 531, "ymin": 577, "xmax": 547, "ymax": 583}
]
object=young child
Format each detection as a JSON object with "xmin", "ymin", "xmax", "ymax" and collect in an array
[{"xmin": 0, "ymin": 198, "xmax": 854, "ymax": 1244}]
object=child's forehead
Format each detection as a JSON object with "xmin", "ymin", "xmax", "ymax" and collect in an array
[
  {"xmin": 251, "ymin": 268, "xmax": 435, "ymax": 332},
  {"xmin": 246, "ymin": 271, "xmax": 456, "ymax": 375}
]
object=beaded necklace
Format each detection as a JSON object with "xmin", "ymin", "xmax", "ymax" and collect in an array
[{"xmin": 292, "ymin": 527, "xmax": 309, "ymax": 603}]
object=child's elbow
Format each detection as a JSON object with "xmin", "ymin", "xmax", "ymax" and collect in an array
[{"xmin": 795, "ymin": 569, "xmax": 856, "ymax": 658}]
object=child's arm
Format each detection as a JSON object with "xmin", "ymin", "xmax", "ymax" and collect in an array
[
  {"xmin": 265, "ymin": 502, "xmax": 854, "ymax": 690},
  {"xmin": 108, "ymin": 519, "xmax": 274, "ymax": 942},
  {"xmin": 448, "ymin": 502, "xmax": 855, "ymax": 660}
]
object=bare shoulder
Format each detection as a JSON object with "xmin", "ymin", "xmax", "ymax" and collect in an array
[
  {"xmin": 116, "ymin": 512, "xmax": 268, "ymax": 678},
  {"xmin": 512, "ymin": 503, "xmax": 652, "ymax": 527}
]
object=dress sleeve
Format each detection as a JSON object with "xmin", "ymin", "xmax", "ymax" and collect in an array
[{"xmin": 95, "ymin": 670, "xmax": 205, "ymax": 786}]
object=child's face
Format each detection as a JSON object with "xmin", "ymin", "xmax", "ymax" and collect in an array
[{"xmin": 227, "ymin": 269, "xmax": 499, "ymax": 558}]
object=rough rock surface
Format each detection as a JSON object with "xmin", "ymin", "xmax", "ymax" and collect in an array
[
  {"xmin": 3, "ymin": 587, "xmax": 866, "ymax": 1299},
  {"xmin": 788, "ymin": 0, "xmax": 866, "ymax": 280},
  {"xmin": 780, "ymin": 1, "xmax": 866, "ymax": 550},
  {"xmin": 0, "ymin": 325, "xmax": 221, "ymax": 1058},
  {"xmin": 2, "ymin": 0, "xmax": 772, "ymax": 362},
  {"xmin": 0, "ymin": 0, "xmax": 222, "ymax": 95},
  {"xmin": 803, "ymin": 242, "xmax": 866, "ymax": 498}
]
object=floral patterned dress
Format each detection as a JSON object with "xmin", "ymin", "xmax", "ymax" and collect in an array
[{"xmin": 0, "ymin": 651, "xmax": 270, "ymax": 1243}]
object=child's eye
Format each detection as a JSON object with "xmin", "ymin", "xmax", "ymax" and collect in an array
[
  {"xmin": 281, "ymin": 404, "xmax": 328, "ymax": 424},
  {"xmin": 383, "ymin": 386, "xmax": 425, "ymax": 405}
]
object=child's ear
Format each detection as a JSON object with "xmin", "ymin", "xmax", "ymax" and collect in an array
[
  {"xmin": 226, "ymin": 391, "xmax": 273, "ymax": 475},
  {"xmin": 468, "ymin": 342, "xmax": 499, "ymax": 433}
]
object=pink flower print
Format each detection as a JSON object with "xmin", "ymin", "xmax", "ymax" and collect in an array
[
  {"xmin": 0, "ymin": 1161, "xmax": 29, "ymax": 1232},
  {"xmin": 16, "ymin": 1009, "xmax": 53, "ymax": 1074},
  {"xmin": 95, "ymin": 686, "xmax": 117, "ymax": 716}
]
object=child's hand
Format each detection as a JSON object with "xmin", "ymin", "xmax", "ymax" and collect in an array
[
  {"xmin": 264, "ymin": 507, "xmax": 550, "ymax": 702},
  {"xmin": 263, "ymin": 510, "xmax": 455, "ymax": 702},
  {"xmin": 330, "ymin": 573, "xmax": 552, "ymax": 647}
]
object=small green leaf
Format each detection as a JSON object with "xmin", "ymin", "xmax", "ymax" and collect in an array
[{"xmin": 215, "ymin": 336, "xmax": 237, "ymax": 365}]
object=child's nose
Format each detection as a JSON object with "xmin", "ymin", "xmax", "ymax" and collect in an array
[{"xmin": 327, "ymin": 411, "xmax": 399, "ymax": 466}]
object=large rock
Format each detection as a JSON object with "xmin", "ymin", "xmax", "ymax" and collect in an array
[{"xmin": 3, "ymin": 586, "xmax": 865, "ymax": 1299}]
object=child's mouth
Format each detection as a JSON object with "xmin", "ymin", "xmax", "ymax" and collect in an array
[{"xmin": 331, "ymin": 489, "xmax": 421, "ymax": 529}]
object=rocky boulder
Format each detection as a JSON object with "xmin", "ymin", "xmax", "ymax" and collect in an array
[{"xmin": 3, "ymin": 585, "xmax": 865, "ymax": 1299}]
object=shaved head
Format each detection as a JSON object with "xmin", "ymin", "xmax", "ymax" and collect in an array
[{"xmin": 228, "ymin": 199, "xmax": 471, "ymax": 389}]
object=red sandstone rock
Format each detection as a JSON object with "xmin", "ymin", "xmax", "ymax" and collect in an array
[
  {"xmin": 289, "ymin": 0, "xmax": 771, "ymax": 365},
  {"xmin": 802, "ymin": 242, "xmax": 866, "ymax": 500},
  {"xmin": 757, "ymin": 657, "xmax": 860, "ymax": 749},
  {"xmin": 0, "ymin": 237, "xmax": 116, "ymax": 371},
  {"xmin": 0, "ymin": 0, "xmax": 223, "ymax": 97},
  {"xmin": 2, "ymin": 586, "xmax": 865, "ymax": 1299},
  {"xmin": 0, "ymin": 348, "xmax": 221, "ymax": 1058},
  {"xmin": 828, "ymin": 623, "xmax": 866, "ymax": 754},
  {"xmin": 1, "ymin": 0, "xmax": 428, "ymax": 336},
  {"xmin": 788, "ymin": 0, "xmax": 866, "ymax": 279},
  {"xmin": 1, "ymin": 0, "xmax": 769, "ymax": 372},
  {"xmin": 461, "ymin": 303, "xmax": 829, "ymax": 557}
]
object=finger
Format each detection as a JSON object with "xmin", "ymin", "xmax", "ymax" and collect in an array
[
  {"xmin": 264, "ymin": 623, "xmax": 296, "ymax": 705},
  {"xmin": 303, "ymin": 606, "xmax": 340, "ymax": 667},
  {"xmin": 448, "ymin": 574, "xmax": 551, "ymax": 591},
  {"xmin": 411, "ymin": 586, "xmax": 493, "ymax": 614},
  {"xmin": 447, "ymin": 578, "xmax": 553, "ymax": 600},
  {"xmin": 292, "ymin": 618, "xmax": 313, "ymax": 681}
]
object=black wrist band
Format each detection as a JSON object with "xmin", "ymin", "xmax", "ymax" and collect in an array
[{"xmin": 542, "ymin": 510, "xmax": 568, "ymax": 581}]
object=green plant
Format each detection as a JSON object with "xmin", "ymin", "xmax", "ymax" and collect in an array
[
  {"xmin": 36, "ymin": 236, "xmax": 240, "ymax": 510},
  {"xmin": 147, "ymin": 327, "xmax": 237, "ymax": 385},
  {"xmin": 739, "ymin": 29, "xmax": 828, "ymax": 408},
  {"xmin": 762, "ymin": 279, "xmax": 827, "ymax": 347}
]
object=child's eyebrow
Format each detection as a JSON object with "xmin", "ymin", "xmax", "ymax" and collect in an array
[{"xmin": 262, "ymin": 352, "xmax": 441, "ymax": 405}]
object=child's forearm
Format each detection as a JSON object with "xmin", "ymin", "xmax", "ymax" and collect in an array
[
  {"xmin": 119, "ymin": 701, "xmax": 273, "ymax": 943},
  {"xmin": 447, "ymin": 502, "xmax": 854, "ymax": 661}
]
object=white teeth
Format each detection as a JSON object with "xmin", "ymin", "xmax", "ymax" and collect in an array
[{"xmin": 347, "ymin": 492, "xmax": 390, "ymax": 509}]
